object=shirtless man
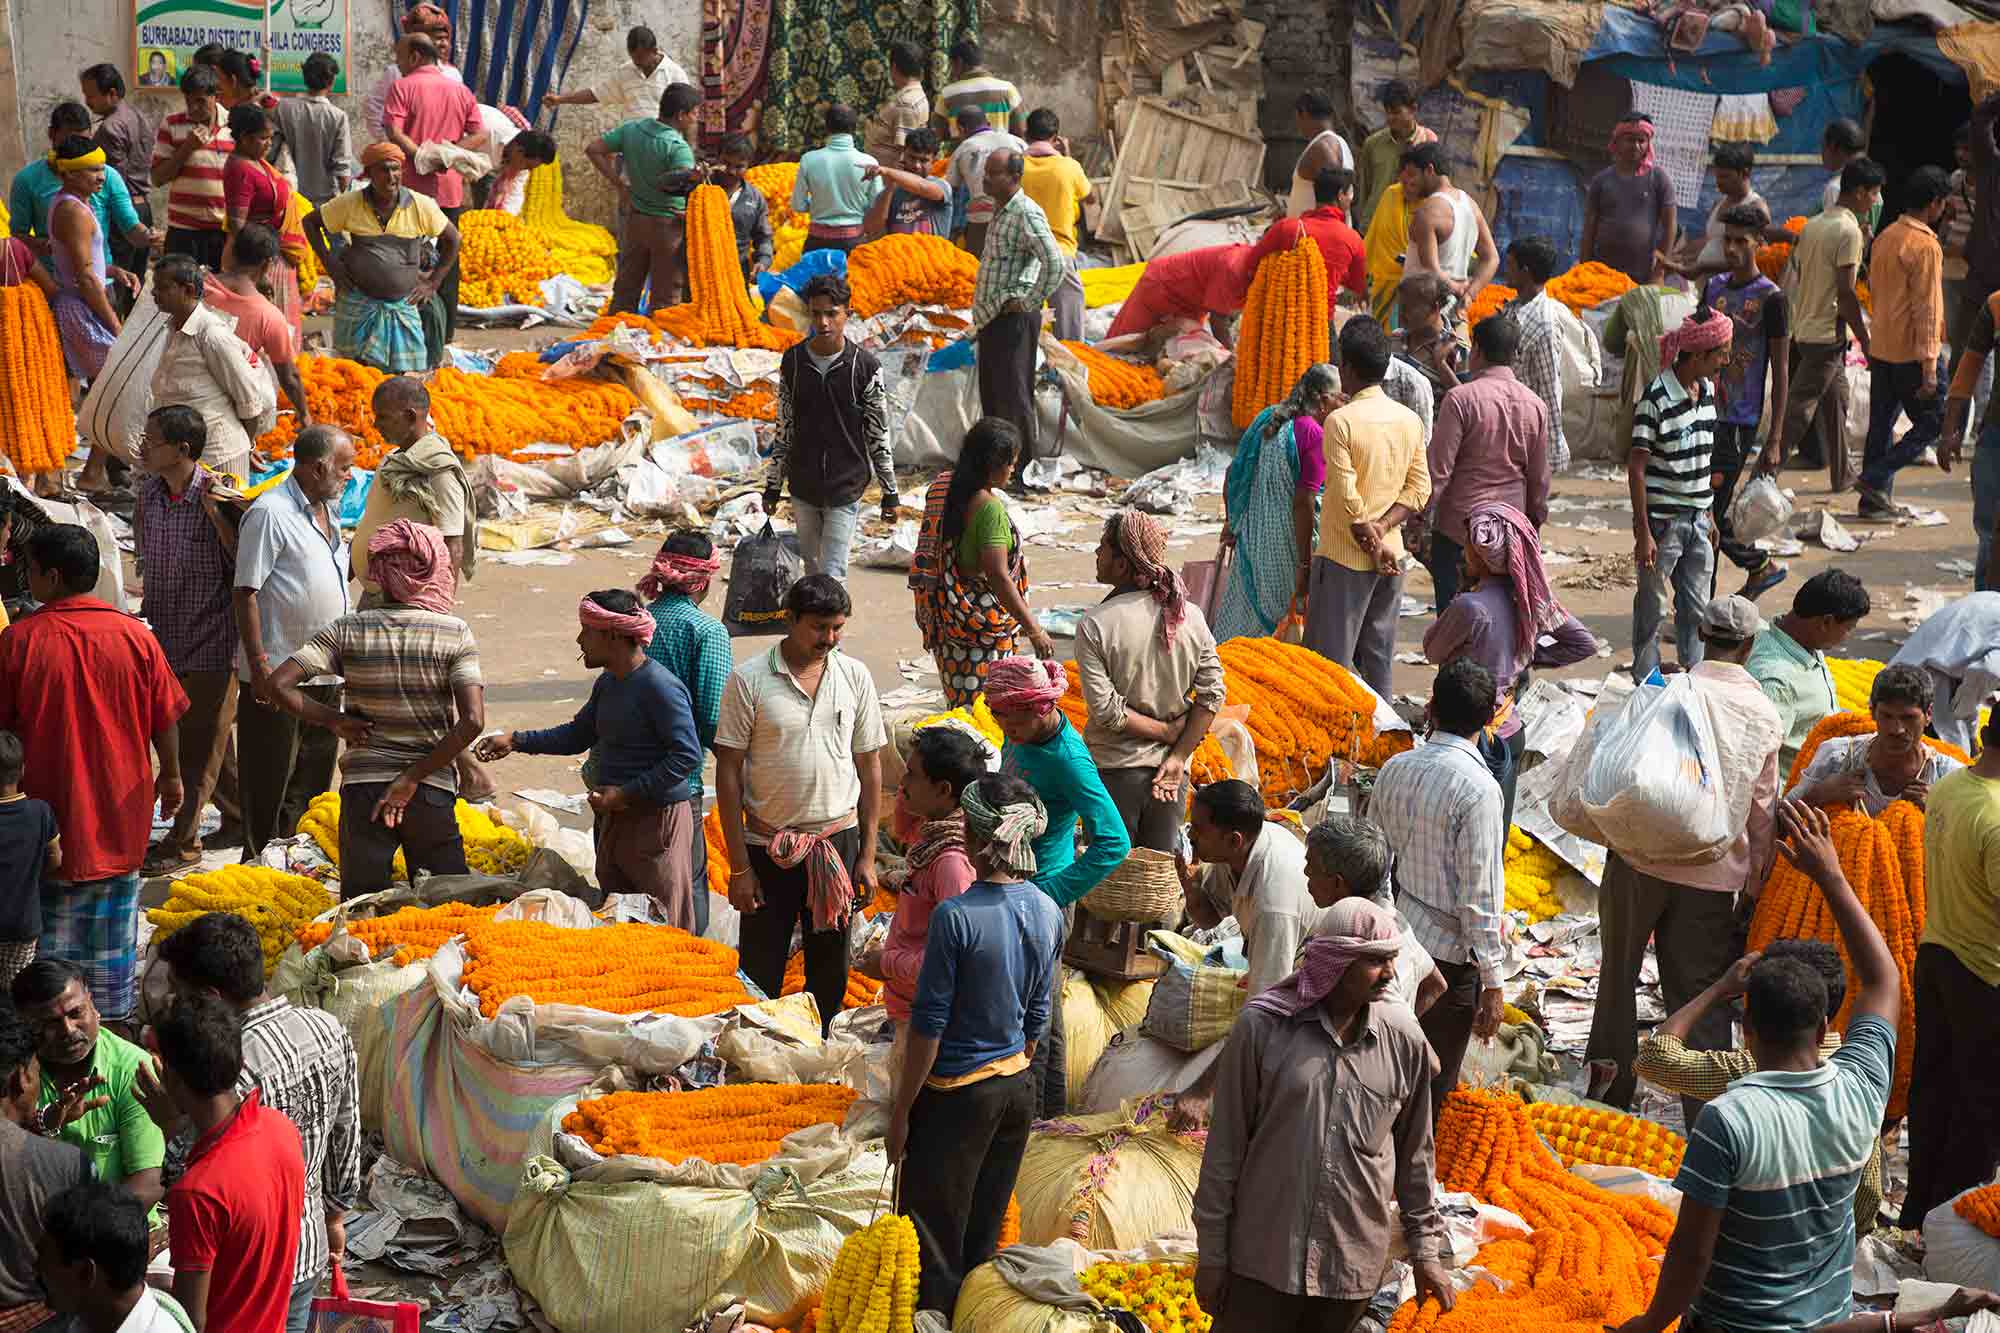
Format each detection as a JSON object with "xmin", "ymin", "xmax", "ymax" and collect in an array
[
  {"xmin": 1400, "ymin": 143, "xmax": 1498, "ymax": 318},
  {"xmin": 1287, "ymin": 92, "xmax": 1354, "ymax": 219}
]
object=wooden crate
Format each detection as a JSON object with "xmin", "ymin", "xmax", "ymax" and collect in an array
[
  {"xmin": 1098, "ymin": 97, "xmax": 1266, "ymax": 248},
  {"xmin": 1064, "ymin": 914, "xmax": 1168, "ymax": 982}
]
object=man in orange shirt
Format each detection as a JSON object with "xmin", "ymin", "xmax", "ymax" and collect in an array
[
  {"xmin": 1858, "ymin": 165, "xmax": 1948, "ymax": 517},
  {"xmin": 1250, "ymin": 166, "xmax": 1368, "ymax": 347}
]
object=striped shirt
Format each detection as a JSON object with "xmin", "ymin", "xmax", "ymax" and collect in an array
[
  {"xmin": 939, "ymin": 69, "xmax": 1022, "ymax": 135},
  {"xmin": 1676, "ymin": 1014, "xmax": 1895, "ymax": 1331},
  {"xmin": 238, "ymin": 999, "xmax": 361, "ymax": 1284},
  {"xmin": 1371, "ymin": 733, "xmax": 1506, "ymax": 987},
  {"xmin": 286, "ymin": 607, "xmax": 482, "ymax": 793},
  {"xmin": 1631, "ymin": 367, "xmax": 1716, "ymax": 512},
  {"xmin": 151, "ymin": 109, "xmax": 235, "ymax": 233}
]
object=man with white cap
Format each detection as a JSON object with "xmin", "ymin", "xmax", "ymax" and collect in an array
[{"xmin": 1586, "ymin": 594, "xmax": 1785, "ymax": 1123}]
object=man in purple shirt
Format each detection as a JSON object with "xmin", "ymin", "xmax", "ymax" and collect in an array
[
  {"xmin": 135, "ymin": 405, "xmax": 242, "ymax": 873},
  {"xmin": 1421, "ymin": 311, "xmax": 1551, "ymax": 608}
]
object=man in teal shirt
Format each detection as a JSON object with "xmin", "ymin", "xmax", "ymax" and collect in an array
[
  {"xmin": 985, "ymin": 655, "xmax": 1131, "ymax": 1116},
  {"xmin": 792, "ymin": 105, "xmax": 883, "ymax": 256},
  {"xmin": 12, "ymin": 961, "xmax": 165, "ymax": 1214},
  {"xmin": 9, "ymin": 101, "xmax": 156, "ymax": 286},
  {"xmin": 1747, "ymin": 569, "xmax": 1870, "ymax": 774},
  {"xmin": 588, "ymin": 81, "xmax": 702, "ymax": 316}
]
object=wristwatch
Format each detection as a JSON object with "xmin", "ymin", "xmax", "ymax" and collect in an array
[{"xmin": 34, "ymin": 1102, "xmax": 62, "ymax": 1136}]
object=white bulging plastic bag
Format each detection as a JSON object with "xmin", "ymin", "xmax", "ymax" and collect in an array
[
  {"xmin": 1551, "ymin": 674, "xmax": 1734, "ymax": 866},
  {"xmin": 1727, "ymin": 473, "xmax": 1793, "ymax": 544}
]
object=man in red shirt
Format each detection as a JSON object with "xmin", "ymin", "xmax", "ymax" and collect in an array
[
  {"xmin": 382, "ymin": 32, "xmax": 481, "ymax": 345},
  {"xmin": 145, "ymin": 994, "xmax": 304, "ymax": 1333},
  {"xmin": 1250, "ymin": 165, "xmax": 1368, "ymax": 322},
  {"xmin": 1106, "ymin": 242, "xmax": 1257, "ymax": 347},
  {"xmin": 0, "ymin": 525, "xmax": 186, "ymax": 1024}
]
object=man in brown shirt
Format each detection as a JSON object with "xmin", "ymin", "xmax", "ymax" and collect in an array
[{"xmin": 1192, "ymin": 897, "xmax": 1453, "ymax": 1332}]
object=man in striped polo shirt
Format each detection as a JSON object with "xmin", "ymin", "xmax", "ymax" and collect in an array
[
  {"xmin": 1611, "ymin": 799, "xmax": 1898, "ymax": 1333},
  {"xmin": 937, "ymin": 38, "xmax": 1021, "ymax": 137},
  {"xmin": 1627, "ymin": 305, "xmax": 1731, "ymax": 679},
  {"xmin": 149, "ymin": 65, "xmax": 233, "ymax": 270}
]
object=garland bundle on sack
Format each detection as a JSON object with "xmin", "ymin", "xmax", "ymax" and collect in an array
[
  {"xmin": 1015, "ymin": 1097, "xmax": 1205, "ymax": 1250},
  {"xmin": 148, "ymin": 867, "xmax": 336, "ymax": 976},
  {"xmin": 1059, "ymin": 341, "xmax": 1167, "ymax": 409},
  {"xmin": 521, "ymin": 160, "xmax": 617, "ymax": 284},
  {"xmin": 822, "ymin": 1213, "xmax": 920, "ymax": 1333},
  {"xmin": 1524, "ymin": 1101, "xmax": 1685, "ymax": 1176},
  {"xmin": 1956, "ymin": 1184, "xmax": 2000, "ymax": 1237},
  {"xmin": 649, "ymin": 184, "xmax": 802, "ymax": 351},
  {"xmin": 294, "ymin": 900, "xmax": 503, "ymax": 965},
  {"xmin": 562, "ymin": 1083, "xmax": 859, "ymax": 1165},
  {"xmin": 457, "ymin": 210, "xmax": 559, "ymax": 308},
  {"xmin": 460, "ymin": 919, "xmax": 751, "ymax": 1018},
  {"xmin": 1387, "ymin": 1087, "xmax": 1675, "ymax": 1332},
  {"xmin": 297, "ymin": 790, "xmax": 531, "ymax": 877},
  {"xmin": 1504, "ymin": 827, "xmax": 1564, "ymax": 923},
  {"xmin": 845, "ymin": 232, "xmax": 979, "ymax": 316},
  {"xmin": 1543, "ymin": 261, "xmax": 1635, "ymax": 316},
  {"xmin": 1231, "ymin": 235, "xmax": 1329, "ymax": 430},
  {"xmin": 0, "ymin": 281, "xmax": 78, "ymax": 477}
]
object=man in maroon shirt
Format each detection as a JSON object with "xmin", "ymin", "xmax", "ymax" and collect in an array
[
  {"xmin": 1249, "ymin": 166, "xmax": 1368, "ymax": 320},
  {"xmin": 382, "ymin": 32, "xmax": 481, "ymax": 345},
  {"xmin": 143, "ymin": 995, "xmax": 304, "ymax": 1333},
  {"xmin": 0, "ymin": 525, "xmax": 186, "ymax": 1024}
]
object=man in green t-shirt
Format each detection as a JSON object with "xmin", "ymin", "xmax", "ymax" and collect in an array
[
  {"xmin": 588, "ymin": 80, "xmax": 703, "ymax": 316},
  {"xmin": 12, "ymin": 961, "xmax": 165, "ymax": 1212}
]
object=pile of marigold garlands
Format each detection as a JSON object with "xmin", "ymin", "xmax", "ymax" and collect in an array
[
  {"xmin": 1081, "ymin": 1261, "xmax": 1212, "ymax": 1333},
  {"xmin": 1954, "ymin": 1182, "xmax": 2000, "ymax": 1237},
  {"xmin": 822, "ymin": 1213, "xmax": 920, "ymax": 1333},
  {"xmin": 148, "ymin": 868, "xmax": 336, "ymax": 977},
  {"xmin": 1231, "ymin": 236, "xmax": 1329, "ymax": 430},
  {"xmin": 1505, "ymin": 827, "xmax": 1564, "ymax": 923},
  {"xmin": 1466, "ymin": 282, "xmax": 1517, "ymax": 325},
  {"xmin": 561, "ymin": 1082, "xmax": 858, "ymax": 1164},
  {"xmin": 1544, "ymin": 261, "xmax": 1635, "ymax": 317},
  {"xmin": 1524, "ymin": 1101, "xmax": 1685, "ymax": 1177},
  {"xmin": 1756, "ymin": 216, "xmax": 1810, "ymax": 283},
  {"xmin": 844, "ymin": 233, "xmax": 980, "ymax": 317},
  {"xmin": 745, "ymin": 162, "xmax": 810, "ymax": 272},
  {"xmin": 648, "ymin": 184, "xmax": 802, "ymax": 351},
  {"xmin": 295, "ymin": 900, "xmax": 505, "ymax": 966},
  {"xmin": 1386, "ymin": 1087, "xmax": 1675, "ymax": 1332},
  {"xmin": 297, "ymin": 791, "xmax": 531, "ymax": 878},
  {"xmin": 460, "ymin": 919, "xmax": 751, "ymax": 1019},
  {"xmin": 0, "ymin": 280, "xmax": 77, "ymax": 478},
  {"xmin": 1060, "ymin": 341, "xmax": 1167, "ymax": 410},
  {"xmin": 457, "ymin": 210, "xmax": 558, "ymax": 309},
  {"xmin": 521, "ymin": 160, "xmax": 617, "ymax": 285},
  {"xmin": 1745, "ymin": 710, "xmax": 1973, "ymax": 1118}
]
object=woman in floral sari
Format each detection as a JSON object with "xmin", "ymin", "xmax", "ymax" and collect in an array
[
  {"xmin": 1212, "ymin": 364, "xmax": 1340, "ymax": 642},
  {"xmin": 910, "ymin": 417, "xmax": 1056, "ymax": 705}
]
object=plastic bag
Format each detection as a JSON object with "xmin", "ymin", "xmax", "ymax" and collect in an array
[
  {"xmin": 1548, "ymin": 674, "xmax": 1735, "ymax": 866},
  {"xmin": 1015, "ymin": 1101, "xmax": 1205, "ymax": 1250},
  {"xmin": 755, "ymin": 248, "xmax": 849, "ymax": 304},
  {"xmin": 1923, "ymin": 1191, "xmax": 2000, "ymax": 1290},
  {"xmin": 77, "ymin": 288, "xmax": 172, "ymax": 463},
  {"xmin": 1727, "ymin": 472, "xmax": 1792, "ymax": 544},
  {"xmin": 1076, "ymin": 1029, "xmax": 1223, "ymax": 1114},
  {"xmin": 723, "ymin": 521, "xmax": 801, "ymax": 637},
  {"xmin": 309, "ymin": 1267, "xmax": 421, "ymax": 1331}
]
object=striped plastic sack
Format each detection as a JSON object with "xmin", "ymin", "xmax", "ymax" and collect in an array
[{"xmin": 1139, "ymin": 931, "xmax": 1247, "ymax": 1053}]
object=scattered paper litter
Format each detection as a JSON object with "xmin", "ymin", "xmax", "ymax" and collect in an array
[
  {"xmin": 1937, "ymin": 557, "xmax": 1978, "ymax": 577},
  {"xmin": 490, "ymin": 550, "xmax": 574, "ymax": 566},
  {"xmin": 512, "ymin": 788, "xmax": 591, "ymax": 815},
  {"xmin": 880, "ymin": 684, "xmax": 945, "ymax": 709},
  {"xmin": 1815, "ymin": 510, "xmax": 1859, "ymax": 552}
]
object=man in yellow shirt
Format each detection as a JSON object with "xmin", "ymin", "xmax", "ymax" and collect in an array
[
  {"xmin": 1303, "ymin": 317, "xmax": 1430, "ymax": 697},
  {"xmin": 1020, "ymin": 108, "xmax": 1091, "ymax": 342},
  {"xmin": 1365, "ymin": 181, "xmax": 1412, "ymax": 325},
  {"xmin": 1903, "ymin": 720, "xmax": 2000, "ymax": 1227}
]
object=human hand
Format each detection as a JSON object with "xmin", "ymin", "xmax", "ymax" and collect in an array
[
  {"xmin": 853, "ymin": 852, "xmax": 880, "ymax": 898},
  {"xmin": 109, "ymin": 266, "xmax": 140, "ymax": 294},
  {"xmin": 862, "ymin": 163, "xmax": 883, "ymax": 180},
  {"xmin": 1939, "ymin": 1289, "xmax": 2000, "ymax": 1320},
  {"xmin": 1218, "ymin": 527, "xmax": 1237, "ymax": 552},
  {"xmin": 728, "ymin": 866, "xmax": 763, "ymax": 913},
  {"xmin": 474, "ymin": 731, "xmax": 516, "ymax": 762},
  {"xmin": 155, "ymin": 773, "xmax": 185, "ymax": 822},
  {"xmin": 1634, "ymin": 526, "xmax": 1658, "ymax": 569},
  {"xmin": 326, "ymin": 713, "xmax": 373, "ymax": 745},
  {"xmin": 1941, "ymin": 426, "xmax": 1964, "ymax": 474},
  {"xmin": 1174, "ymin": 845, "xmax": 1200, "ymax": 897},
  {"xmin": 1194, "ymin": 1265, "xmax": 1229, "ymax": 1316},
  {"xmin": 1757, "ymin": 440, "xmax": 1782, "ymax": 475},
  {"xmin": 1375, "ymin": 546, "xmax": 1402, "ymax": 577},
  {"xmin": 761, "ymin": 488, "xmax": 783, "ymax": 515},
  {"xmin": 1151, "ymin": 754, "xmax": 1187, "ymax": 806},
  {"xmin": 1412, "ymin": 1259, "xmax": 1457, "ymax": 1313},
  {"xmin": 52, "ymin": 1074, "xmax": 110, "ymax": 1128},
  {"xmin": 1717, "ymin": 951, "xmax": 1762, "ymax": 999},
  {"xmin": 587, "ymin": 785, "xmax": 631, "ymax": 815},
  {"xmin": 1028, "ymin": 628, "xmax": 1057, "ymax": 660},
  {"xmin": 1473, "ymin": 986, "xmax": 1503, "ymax": 1039},
  {"xmin": 134, "ymin": 1054, "xmax": 176, "ymax": 1131},
  {"xmin": 1902, "ymin": 778, "xmax": 1931, "ymax": 808},
  {"xmin": 1776, "ymin": 799, "xmax": 1841, "ymax": 885},
  {"xmin": 249, "ymin": 666, "xmax": 278, "ymax": 709},
  {"xmin": 881, "ymin": 497, "xmax": 901, "ymax": 525},
  {"xmin": 885, "ymin": 1109, "xmax": 910, "ymax": 1164},
  {"xmin": 371, "ymin": 775, "xmax": 422, "ymax": 828},
  {"xmin": 1351, "ymin": 519, "xmax": 1383, "ymax": 553},
  {"xmin": 325, "ymin": 1212, "xmax": 347, "ymax": 1267}
]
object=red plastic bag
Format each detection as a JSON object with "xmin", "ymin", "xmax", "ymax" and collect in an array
[{"xmin": 309, "ymin": 1269, "xmax": 422, "ymax": 1332}]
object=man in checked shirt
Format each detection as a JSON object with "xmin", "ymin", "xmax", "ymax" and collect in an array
[
  {"xmin": 1369, "ymin": 656, "xmax": 1507, "ymax": 1115},
  {"xmin": 153, "ymin": 914, "xmax": 360, "ymax": 1333}
]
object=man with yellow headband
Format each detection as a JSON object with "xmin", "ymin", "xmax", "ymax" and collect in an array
[
  {"xmin": 8, "ymin": 102, "xmax": 155, "ymax": 295},
  {"xmin": 305, "ymin": 142, "xmax": 459, "ymax": 372}
]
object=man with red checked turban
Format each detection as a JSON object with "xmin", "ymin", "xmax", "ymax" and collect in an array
[{"xmin": 479, "ymin": 590, "xmax": 705, "ymax": 927}]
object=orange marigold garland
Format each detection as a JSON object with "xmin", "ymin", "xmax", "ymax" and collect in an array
[
  {"xmin": 295, "ymin": 900, "xmax": 504, "ymax": 966},
  {"xmin": 648, "ymin": 183, "xmax": 802, "ymax": 351},
  {"xmin": 1466, "ymin": 283, "xmax": 1516, "ymax": 325},
  {"xmin": 779, "ymin": 951, "xmax": 887, "ymax": 1011},
  {"xmin": 561, "ymin": 1083, "xmax": 858, "ymax": 1164},
  {"xmin": 0, "ymin": 282, "xmax": 79, "ymax": 476},
  {"xmin": 845, "ymin": 232, "xmax": 979, "ymax": 316},
  {"xmin": 1230, "ymin": 235, "xmax": 1329, "ymax": 430},
  {"xmin": 1955, "ymin": 1182, "xmax": 2000, "ymax": 1238},
  {"xmin": 1543, "ymin": 261, "xmax": 1636, "ymax": 317},
  {"xmin": 460, "ymin": 919, "xmax": 751, "ymax": 1019},
  {"xmin": 1060, "ymin": 341, "xmax": 1167, "ymax": 410}
]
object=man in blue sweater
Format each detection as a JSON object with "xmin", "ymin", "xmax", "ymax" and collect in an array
[
  {"xmin": 478, "ymin": 590, "xmax": 704, "ymax": 927},
  {"xmin": 983, "ymin": 656, "xmax": 1130, "ymax": 1115}
]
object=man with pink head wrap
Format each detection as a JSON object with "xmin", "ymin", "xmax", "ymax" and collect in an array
[
  {"xmin": 1583, "ymin": 112, "xmax": 1678, "ymax": 285},
  {"xmin": 1077, "ymin": 509, "xmax": 1226, "ymax": 852},
  {"xmin": 1192, "ymin": 895, "xmax": 1455, "ymax": 1330}
]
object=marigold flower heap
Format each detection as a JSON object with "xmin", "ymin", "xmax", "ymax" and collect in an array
[
  {"xmin": 1524, "ymin": 1102, "xmax": 1685, "ymax": 1177},
  {"xmin": 1544, "ymin": 260, "xmax": 1635, "ymax": 316},
  {"xmin": 460, "ymin": 919, "xmax": 750, "ymax": 1019},
  {"xmin": 1060, "ymin": 341, "xmax": 1167, "ymax": 410},
  {"xmin": 745, "ymin": 162, "xmax": 809, "ymax": 271},
  {"xmin": 1504, "ymin": 827, "xmax": 1564, "ymax": 922},
  {"xmin": 1080, "ymin": 1261, "xmax": 1212, "ymax": 1333},
  {"xmin": 457, "ymin": 210, "xmax": 559, "ymax": 309},
  {"xmin": 822, "ymin": 1213, "xmax": 920, "ymax": 1333},
  {"xmin": 1231, "ymin": 235, "xmax": 1329, "ymax": 430},
  {"xmin": 295, "ymin": 900, "xmax": 504, "ymax": 965},
  {"xmin": 779, "ymin": 952, "xmax": 887, "ymax": 1010},
  {"xmin": 650, "ymin": 184, "xmax": 802, "ymax": 351},
  {"xmin": 561, "ymin": 1083, "xmax": 858, "ymax": 1164},
  {"xmin": 521, "ymin": 160, "xmax": 617, "ymax": 285},
  {"xmin": 148, "ymin": 867, "xmax": 336, "ymax": 976},
  {"xmin": 844, "ymin": 233, "xmax": 979, "ymax": 317},
  {"xmin": 1755, "ymin": 215, "xmax": 1809, "ymax": 284},
  {"xmin": 1955, "ymin": 1182, "xmax": 2000, "ymax": 1238},
  {"xmin": 1388, "ymin": 1087, "xmax": 1674, "ymax": 1332},
  {"xmin": 1466, "ymin": 283, "xmax": 1516, "ymax": 325},
  {"xmin": 0, "ymin": 279, "xmax": 77, "ymax": 477}
]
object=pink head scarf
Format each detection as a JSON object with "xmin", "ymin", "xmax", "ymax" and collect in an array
[
  {"xmin": 367, "ymin": 519, "xmax": 456, "ymax": 614},
  {"xmin": 636, "ymin": 548, "xmax": 722, "ymax": 601},
  {"xmin": 1246, "ymin": 897, "xmax": 1402, "ymax": 1019},
  {"xmin": 1111, "ymin": 510, "xmax": 1189, "ymax": 648},
  {"xmin": 1610, "ymin": 115, "xmax": 1656, "ymax": 172},
  {"xmin": 1464, "ymin": 503, "xmax": 1569, "ymax": 657},
  {"xmin": 1660, "ymin": 306, "xmax": 1735, "ymax": 367},
  {"xmin": 579, "ymin": 594, "xmax": 657, "ymax": 645},
  {"xmin": 984, "ymin": 657, "xmax": 1067, "ymax": 716}
]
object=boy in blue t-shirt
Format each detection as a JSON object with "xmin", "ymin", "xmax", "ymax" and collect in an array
[
  {"xmin": 0, "ymin": 729, "xmax": 60, "ymax": 987},
  {"xmin": 1705, "ymin": 204, "xmax": 1792, "ymax": 604}
]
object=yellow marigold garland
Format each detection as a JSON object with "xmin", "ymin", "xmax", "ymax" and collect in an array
[
  {"xmin": 460, "ymin": 918, "xmax": 750, "ymax": 1019},
  {"xmin": 844, "ymin": 233, "xmax": 979, "ymax": 317},
  {"xmin": 648, "ymin": 183, "xmax": 802, "ymax": 351},
  {"xmin": 520, "ymin": 159, "xmax": 616, "ymax": 285},
  {"xmin": 1230, "ymin": 235, "xmax": 1329, "ymax": 430},
  {"xmin": 1955, "ymin": 1182, "xmax": 2000, "ymax": 1238},
  {"xmin": 294, "ymin": 900, "xmax": 504, "ymax": 966},
  {"xmin": 822, "ymin": 1213, "xmax": 920, "ymax": 1333},
  {"xmin": 1524, "ymin": 1101, "xmax": 1685, "ymax": 1177},
  {"xmin": 457, "ymin": 210, "xmax": 558, "ymax": 309},
  {"xmin": 0, "ymin": 282, "xmax": 79, "ymax": 476},
  {"xmin": 1080, "ymin": 1262, "xmax": 1212, "ymax": 1333},
  {"xmin": 297, "ymin": 790, "xmax": 530, "ymax": 878},
  {"xmin": 1060, "ymin": 340, "xmax": 1167, "ymax": 409},
  {"xmin": 561, "ymin": 1083, "xmax": 858, "ymax": 1164},
  {"xmin": 1504, "ymin": 826, "xmax": 1564, "ymax": 923},
  {"xmin": 147, "ymin": 867, "xmax": 336, "ymax": 977}
]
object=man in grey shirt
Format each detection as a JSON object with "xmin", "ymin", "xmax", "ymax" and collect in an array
[
  {"xmin": 271, "ymin": 54, "xmax": 354, "ymax": 206},
  {"xmin": 0, "ymin": 1005, "xmax": 92, "ymax": 1316}
]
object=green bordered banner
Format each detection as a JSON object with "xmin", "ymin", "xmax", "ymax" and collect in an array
[{"xmin": 134, "ymin": 0, "xmax": 350, "ymax": 94}]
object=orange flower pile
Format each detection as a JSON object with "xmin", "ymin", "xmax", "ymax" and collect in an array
[
  {"xmin": 999, "ymin": 1194, "xmax": 1021, "ymax": 1249},
  {"xmin": 1954, "ymin": 1182, "xmax": 2000, "ymax": 1237},
  {"xmin": 1755, "ymin": 215, "xmax": 1809, "ymax": 283},
  {"xmin": 844, "ymin": 233, "xmax": 980, "ymax": 316},
  {"xmin": 1544, "ymin": 261, "xmax": 1635, "ymax": 317},
  {"xmin": 1231, "ymin": 235, "xmax": 1329, "ymax": 430},
  {"xmin": 1466, "ymin": 283, "xmax": 1516, "ymax": 325},
  {"xmin": 1387, "ymin": 1087, "xmax": 1674, "ymax": 1333},
  {"xmin": 1060, "ymin": 341, "xmax": 1167, "ymax": 409},
  {"xmin": 1524, "ymin": 1102, "xmax": 1685, "ymax": 1177},
  {"xmin": 561, "ymin": 1083, "xmax": 858, "ymax": 1164},
  {"xmin": 460, "ymin": 919, "xmax": 751, "ymax": 1019},
  {"xmin": 779, "ymin": 951, "xmax": 887, "ymax": 1010},
  {"xmin": 457, "ymin": 210, "xmax": 559, "ymax": 309},
  {"xmin": 295, "ymin": 900, "xmax": 504, "ymax": 966},
  {"xmin": 680, "ymin": 376, "xmax": 778, "ymax": 421},
  {"xmin": 255, "ymin": 355, "xmax": 392, "ymax": 465},
  {"xmin": 0, "ymin": 283, "xmax": 78, "ymax": 476},
  {"xmin": 648, "ymin": 184, "xmax": 801, "ymax": 351}
]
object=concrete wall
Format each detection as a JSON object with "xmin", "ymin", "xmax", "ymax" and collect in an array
[
  {"xmin": 979, "ymin": 18, "xmax": 1100, "ymax": 141},
  {"xmin": 1244, "ymin": 0, "xmax": 1352, "ymax": 190}
]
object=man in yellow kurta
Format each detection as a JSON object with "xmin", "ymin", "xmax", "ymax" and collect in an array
[{"xmin": 1365, "ymin": 181, "xmax": 1413, "ymax": 326}]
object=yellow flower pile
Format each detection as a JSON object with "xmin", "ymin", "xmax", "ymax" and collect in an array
[
  {"xmin": 1060, "ymin": 341, "xmax": 1167, "ymax": 409},
  {"xmin": 294, "ymin": 900, "xmax": 504, "ymax": 965},
  {"xmin": 1524, "ymin": 1102, "xmax": 1685, "ymax": 1177},
  {"xmin": 1544, "ymin": 261, "xmax": 1636, "ymax": 317},
  {"xmin": 0, "ymin": 282, "xmax": 78, "ymax": 477},
  {"xmin": 1231, "ymin": 235, "xmax": 1329, "ymax": 430},
  {"xmin": 297, "ymin": 791, "xmax": 531, "ymax": 879},
  {"xmin": 562, "ymin": 1083, "xmax": 859, "ymax": 1164},
  {"xmin": 1080, "ymin": 262, "xmax": 1146, "ymax": 309},
  {"xmin": 1825, "ymin": 657, "xmax": 1884, "ymax": 716},
  {"xmin": 521, "ymin": 159, "xmax": 616, "ymax": 285},
  {"xmin": 822, "ymin": 1213, "xmax": 920, "ymax": 1333},
  {"xmin": 844, "ymin": 233, "xmax": 979, "ymax": 316},
  {"xmin": 1504, "ymin": 826, "xmax": 1563, "ymax": 922},
  {"xmin": 1080, "ymin": 1261, "xmax": 1211, "ymax": 1333},
  {"xmin": 147, "ymin": 867, "xmax": 336, "ymax": 977},
  {"xmin": 457, "ymin": 210, "xmax": 558, "ymax": 309},
  {"xmin": 649, "ymin": 184, "xmax": 802, "ymax": 351},
  {"xmin": 744, "ymin": 163, "xmax": 809, "ymax": 271}
]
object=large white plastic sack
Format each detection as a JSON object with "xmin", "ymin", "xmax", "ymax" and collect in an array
[{"xmin": 1549, "ymin": 674, "xmax": 1736, "ymax": 866}]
